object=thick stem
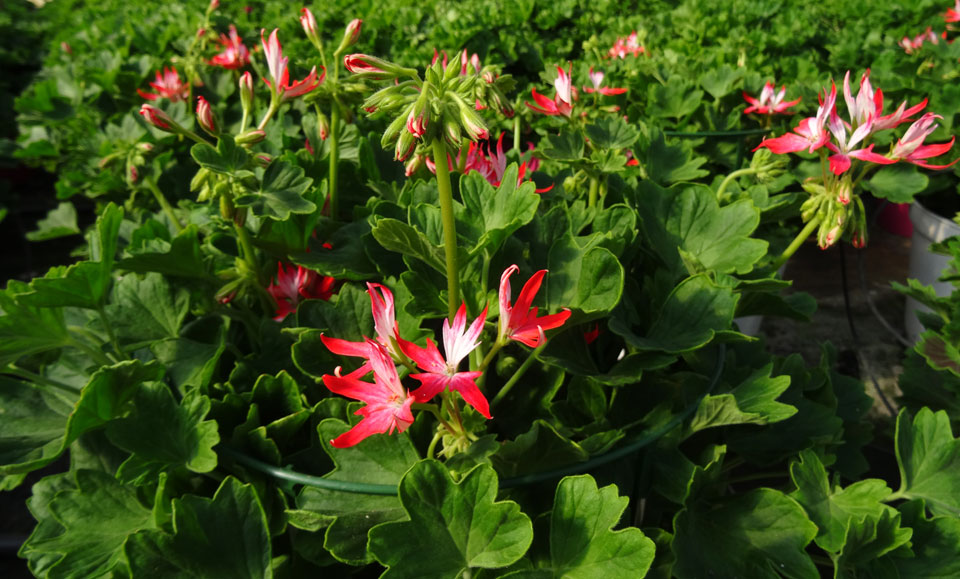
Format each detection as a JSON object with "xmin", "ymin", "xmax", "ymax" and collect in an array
[
  {"xmin": 715, "ymin": 167, "xmax": 755, "ymax": 202},
  {"xmin": 513, "ymin": 115, "xmax": 521, "ymax": 154},
  {"xmin": 5, "ymin": 366, "xmax": 80, "ymax": 395},
  {"xmin": 257, "ymin": 101, "xmax": 279, "ymax": 131},
  {"xmin": 490, "ymin": 341, "xmax": 546, "ymax": 409},
  {"xmin": 771, "ymin": 216, "xmax": 822, "ymax": 271},
  {"xmin": 234, "ymin": 221, "xmax": 261, "ymax": 284},
  {"xmin": 432, "ymin": 138, "xmax": 461, "ymax": 320},
  {"xmin": 145, "ymin": 180, "xmax": 184, "ymax": 233},
  {"xmin": 587, "ymin": 177, "xmax": 599, "ymax": 208},
  {"xmin": 328, "ymin": 106, "xmax": 340, "ymax": 219}
]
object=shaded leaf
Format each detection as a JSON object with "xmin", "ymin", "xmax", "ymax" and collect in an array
[{"xmin": 895, "ymin": 407, "xmax": 960, "ymax": 516}]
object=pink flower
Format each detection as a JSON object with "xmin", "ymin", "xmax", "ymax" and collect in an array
[
  {"xmin": 399, "ymin": 304, "xmax": 491, "ymax": 418},
  {"xmin": 137, "ymin": 67, "xmax": 190, "ymax": 102},
  {"xmin": 607, "ymin": 31, "xmax": 645, "ymax": 59},
  {"xmin": 209, "ymin": 25, "xmax": 250, "ymax": 69},
  {"xmin": 322, "ymin": 340, "xmax": 416, "ymax": 448},
  {"xmin": 266, "ymin": 262, "xmax": 336, "ymax": 320},
  {"xmin": 947, "ymin": 1, "xmax": 960, "ymax": 23},
  {"xmin": 844, "ymin": 70, "xmax": 926, "ymax": 131},
  {"xmin": 755, "ymin": 83, "xmax": 836, "ymax": 155},
  {"xmin": 583, "ymin": 67, "xmax": 627, "ymax": 96},
  {"xmin": 824, "ymin": 112, "xmax": 894, "ymax": 176},
  {"xmin": 497, "ymin": 265, "xmax": 571, "ymax": 347},
  {"xmin": 455, "ymin": 134, "xmax": 553, "ymax": 193},
  {"xmin": 742, "ymin": 82, "xmax": 800, "ymax": 115},
  {"xmin": 891, "ymin": 113, "xmax": 958, "ymax": 170},
  {"xmin": 261, "ymin": 29, "xmax": 323, "ymax": 102},
  {"xmin": 460, "ymin": 50, "xmax": 482, "ymax": 75},
  {"xmin": 526, "ymin": 64, "xmax": 577, "ymax": 117},
  {"xmin": 900, "ymin": 27, "xmax": 939, "ymax": 54}
]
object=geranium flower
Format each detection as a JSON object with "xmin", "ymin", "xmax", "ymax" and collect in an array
[
  {"xmin": 450, "ymin": 134, "xmax": 553, "ymax": 193},
  {"xmin": 742, "ymin": 82, "xmax": 800, "ymax": 115},
  {"xmin": 900, "ymin": 27, "xmax": 939, "ymax": 54},
  {"xmin": 209, "ymin": 25, "xmax": 250, "ymax": 69},
  {"xmin": 947, "ymin": 0, "xmax": 960, "ymax": 23},
  {"xmin": 322, "ymin": 339, "xmax": 416, "ymax": 448},
  {"xmin": 137, "ymin": 67, "xmax": 190, "ymax": 102},
  {"xmin": 824, "ymin": 112, "xmax": 894, "ymax": 176},
  {"xmin": 607, "ymin": 31, "xmax": 645, "ymax": 59},
  {"xmin": 890, "ymin": 113, "xmax": 958, "ymax": 170},
  {"xmin": 755, "ymin": 83, "xmax": 836, "ymax": 154},
  {"xmin": 526, "ymin": 64, "xmax": 576, "ymax": 117},
  {"xmin": 497, "ymin": 265, "xmax": 571, "ymax": 347},
  {"xmin": 320, "ymin": 282, "xmax": 405, "ymax": 363},
  {"xmin": 261, "ymin": 29, "xmax": 324, "ymax": 102},
  {"xmin": 584, "ymin": 67, "xmax": 627, "ymax": 96},
  {"xmin": 266, "ymin": 262, "xmax": 336, "ymax": 320},
  {"xmin": 399, "ymin": 304, "xmax": 491, "ymax": 418},
  {"xmin": 843, "ymin": 70, "xmax": 926, "ymax": 131}
]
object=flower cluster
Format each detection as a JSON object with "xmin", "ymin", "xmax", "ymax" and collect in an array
[
  {"xmin": 209, "ymin": 24, "xmax": 251, "ymax": 69},
  {"xmin": 607, "ymin": 31, "xmax": 645, "ymax": 59},
  {"xmin": 348, "ymin": 49, "xmax": 513, "ymax": 163},
  {"xmin": 319, "ymin": 268, "xmax": 570, "ymax": 448},
  {"xmin": 900, "ymin": 27, "xmax": 941, "ymax": 54},
  {"xmin": 756, "ymin": 70, "xmax": 956, "ymax": 248},
  {"xmin": 425, "ymin": 133, "xmax": 552, "ymax": 192},
  {"xmin": 742, "ymin": 82, "xmax": 800, "ymax": 115}
]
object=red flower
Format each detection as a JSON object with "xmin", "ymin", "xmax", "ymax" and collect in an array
[
  {"xmin": 584, "ymin": 67, "xmax": 627, "ymax": 96},
  {"xmin": 261, "ymin": 29, "xmax": 324, "ymax": 102},
  {"xmin": 137, "ymin": 67, "xmax": 190, "ymax": 102},
  {"xmin": 742, "ymin": 82, "xmax": 800, "ymax": 115},
  {"xmin": 322, "ymin": 340, "xmax": 416, "ymax": 448},
  {"xmin": 399, "ymin": 304, "xmax": 491, "ymax": 418},
  {"xmin": 607, "ymin": 31, "xmax": 645, "ymax": 59},
  {"xmin": 891, "ymin": 113, "xmax": 958, "ymax": 170},
  {"xmin": 497, "ymin": 265, "xmax": 571, "ymax": 347},
  {"xmin": 526, "ymin": 64, "xmax": 576, "ymax": 117},
  {"xmin": 209, "ymin": 25, "xmax": 250, "ymax": 69},
  {"xmin": 266, "ymin": 263, "xmax": 335, "ymax": 320}
]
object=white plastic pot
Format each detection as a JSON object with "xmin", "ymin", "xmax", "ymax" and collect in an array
[{"xmin": 905, "ymin": 201, "xmax": 960, "ymax": 342}]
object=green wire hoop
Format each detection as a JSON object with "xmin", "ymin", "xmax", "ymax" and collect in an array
[
  {"xmin": 662, "ymin": 128, "xmax": 772, "ymax": 139},
  {"xmin": 218, "ymin": 344, "xmax": 727, "ymax": 496}
]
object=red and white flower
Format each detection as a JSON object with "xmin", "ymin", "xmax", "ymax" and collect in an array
[
  {"xmin": 742, "ymin": 82, "xmax": 800, "ymax": 115},
  {"xmin": 891, "ymin": 113, "xmax": 958, "ymax": 170},
  {"xmin": 526, "ymin": 64, "xmax": 577, "ymax": 117},
  {"xmin": 755, "ymin": 83, "xmax": 836, "ymax": 154},
  {"xmin": 584, "ymin": 67, "xmax": 627, "ymax": 96},
  {"xmin": 137, "ymin": 67, "xmax": 190, "ymax": 102},
  {"xmin": 261, "ymin": 29, "xmax": 323, "ymax": 102},
  {"xmin": 607, "ymin": 31, "xmax": 645, "ymax": 59},
  {"xmin": 266, "ymin": 262, "xmax": 336, "ymax": 320},
  {"xmin": 497, "ymin": 265, "xmax": 571, "ymax": 347},
  {"xmin": 209, "ymin": 25, "xmax": 250, "ymax": 69}
]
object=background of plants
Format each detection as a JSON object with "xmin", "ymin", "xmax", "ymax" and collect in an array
[{"xmin": 4, "ymin": 0, "xmax": 960, "ymax": 577}]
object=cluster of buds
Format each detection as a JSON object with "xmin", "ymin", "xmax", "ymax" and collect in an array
[
  {"xmin": 742, "ymin": 82, "xmax": 801, "ymax": 115},
  {"xmin": 347, "ymin": 49, "xmax": 514, "ymax": 162},
  {"xmin": 757, "ymin": 70, "xmax": 956, "ymax": 248},
  {"xmin": 607, "ymin": 31, "xmax": 645, "ymax": 59},
  {"xmin": 318, "ymin": 268, "xmax": 570, "ymax": 448}
]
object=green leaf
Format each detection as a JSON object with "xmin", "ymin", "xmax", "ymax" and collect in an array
[
  {"xmin": 368, "ymin": 460, "xmax": 533, "ymax": 577},
  {"xmin": 895, "ymin": 407, "xmax": 960, "ymax": 516},
  {"xmin": 460, "ymin": 166, "xmax": 540, "ymax": 257},
  {"xmin": 863, "ymin": 165, "xmax": 929, "ymax": 203},
  {"xmin": 371, "ymin": 218, "xmax": 446, "ymax": 273},
  {"xmin": 672, "ymin": 488, "xmax": 818, "ymax": 578},
  {"xmin": 833, "ymin": 509, "xmax": 912, "ymax": 577},
  {"xmin": 0, "ymin": 280, "xmax": 71, "ymax": 366},
  {"xmin": 20, "ymin": 262, "xmax": 112, "ymax": 309},
  {"xmin": 492, "ymin": 420, "xmax": 588, "ymax": 478},
  {"xmin": 700, "ymin": 65, "xmax": 744, "ymax": 99},
  {"xmin": 119, "ymin": 225, "xmax": 208, "ymax": 279},
  {"xmin": 506, "ymin": 475, "xmax": 654, "ymax": 578},
  {"xmin": 585, "ymin": 116, "xmax": 640, "ymax": 150},
  {"xmin": 788, "ymin": 450, "xmax": 895, "ymax": 553},
  {"xmin": 893, "ymin": 499, "xmax": 960, "ymax": 577},
  {"xmin": 151, "ymin": 329, "xmax": 226, "ymax": 393},
  {"xmin": 613, "ymin": 275, "xmax": 737, "ymax": 353},
  {"xmin": 0, "ymin": 377, "xmax": 71, "ymax": 480},
  {"xmin": 290, "ymin": 220, "xmax": 378, "ymax": 280},
  {"xmin": 639, "ymin": 130, "xmax": 708, "ymax": 185},
  {"xmin": 26, "ymin": 202, "xmax": 80, "ymax": 241},
  {"xmin": 107, "ymin": 273, "xmax": 189, "ymax": 347},
  {"xmin": 126, "ymin": 477, "xmax": 272, "ymax": 579},
  {"xmin": 917, "ymin": 332, "xmax": 960, "ymax": 377},
  {"xmin": 648, "ymin": 78, "xmax": 704, "ymax": 120},
  {"xmin": 190, "ymin": 134, "xmax": 251, "ymax": 176},
  {"xmin": 546, "ymin": 233, "xmax": 624, "ymax": 315},
  {"xmin": 106, "ymin": 383, "xmax": 219, "ymax": 484},
  {"xmin": 637, "ymin": 181, "xmax": 767, "ymax": 278},
  {"xmin": 20, "ymin": 470, "xmax": 155, "ymax": 579},
  {"xmin": 538, "ymin": 130, "xmax": 585, "ymax": 161},
  {"xmin": 689, "ymin": 363, "xmax": 796, "ymax": 432},
  {"xmin": 235, "ymin": 159, "xmax": 317, "ymax": 221},
  {"xmin": 292, "ymin": 418, "xmax": 419, "ymax": 564}
]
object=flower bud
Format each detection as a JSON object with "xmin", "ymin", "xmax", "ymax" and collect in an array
[
  {"xmin": 381, "ymin": 113, "xmax": 408, "ymax": 148},
  {"xmin": 129, "ymin": 166, "xmax": 139, "ymax": 183},
  {"xmin": 443, "ymin": 115, "xmax": 462, "ymax": 149},
  {"xmin": 395, "ymin": 131, "xmax": 416, "ymax": 161},
  {"xmin": 300, "ymin": 8, "xmax": 322, "ymax": 50},
  {"xmin": 208, "ymin": 0, "xmax": 219, "ymax": 12},
  {"xmin": 255, "ymin": 153, "xmax": 272, "ymax": 167},
  {"xmin": 458, "ymin": 102, "xmax": 488, "ymax": 141},
  {"xmin": 820, "ymin": 225, "xmax": 841, "ymax": 249},
  {"xmin": 239, "ymin": 72, "xmax": 254, "ymax": 116},
  {"xmin": 136, "ymin": 142, "xmax": 155, "ymax": 153},
  {"xmin": 191, "ymin": 167, "xmax": 211, "ymax": 193},
  {"xmin": 835, "ymin": 180, "xmax": 852, "ymax": 206},
  {"xmin": 405, "ymin": 152, "xmax": 425, "ymax": 176},
  {"xmin": 344, "ymin": 54, "xmax": 409, "ymax": 80},
  {"xmin": 236, "ymin": 129, "xmax": 266, "ymax": 145},
  {"xmin": 335, "ymin": 19, "xmax": 362, "ymax": 55},
  {"xmin": 61, "ymin": 42, "xmax": 72, "ymax": 55},
  {"xmin": 139, "ymin": 104, "xmax": 179, "ymax": 133},
  {"xmin": 196, "ymin": 96, "xmax": 218, "ymax": 136},
  {"xmin": 317, "ymin": 111, "xmax": 330, "ymax": 141}
]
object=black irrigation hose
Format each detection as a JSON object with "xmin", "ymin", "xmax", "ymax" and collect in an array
[
  {"xmin": 857, "ymin": 250, "xmax": 912, "ymax": 349},
  {"xmin": 219, "ymin": 345, "xmax": 727, "ymax": 496},
  {"xmin": 839, "ymin": 245, "xmax": 898, "ymax": 417}
]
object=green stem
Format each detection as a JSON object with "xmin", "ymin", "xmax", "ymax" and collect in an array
[
  {"xmin": 771, "ymin": 216, "xmax": 821, "ymax": 271},
  {"xmin": 715, "ymin": 167, "xmax": 755, "ymax": 202},
  {"xmin": 234, "ymin": 220, "xmax": 261, "ymax": 284},
  {"xmin": 432, "ymin": 138, "xmax": 460, "ymax": 319},
  {"xmin": 145, "ymin": 180, "xmax": 184, "ymax": 233},
  {"xmin": 513, "ymin": 115, "xmax": 521, "ymax": 154},
  {"xmin": 587, "ymin": 177, "xmax": 599, "ymax": 208},
  {"xmin": 328, "ymin": 106, "xmax": 340, "ymax": 219},
  {"xmin": 67, "ymin": 337, "xmax": 114, "ymax": 368},
  {"xmin": 491, "ymin": 341, "xmax": 546, "ymax": 409},
  {"xmin": 181, "ymin": 129, "xmax": 213, "ymax": 146},
  {"xmin": 412, "ymin": 402, "xmax": 456, "ymax": 434},
  {"xmin": 478, "ymin": 340, "xmax": 503, "ymax": 375},
  {"xmin": 426, "ymin": 431, "xmax": 442, "ymax": 460},
  {"xmin": 257, "ymin": 101, "xmax": 279, "ymax": 131},
  {"xmin": 5, "ymin": 366, "xmax": 80, "ymax": 395}
]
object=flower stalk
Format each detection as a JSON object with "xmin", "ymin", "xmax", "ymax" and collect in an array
[
  {"xmin": 771, "ymin": 215, "xmax": 822, "ymax": 271},
  {"xmin": 433, "ymin": 138, "xmax": 461, "ymax": 320}
]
